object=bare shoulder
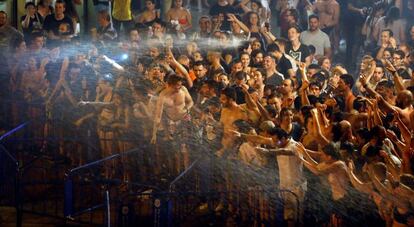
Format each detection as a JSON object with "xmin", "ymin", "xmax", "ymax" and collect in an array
[{"xmin": 181, "ymin": 86, "xmax": 189, "ymax": 92}]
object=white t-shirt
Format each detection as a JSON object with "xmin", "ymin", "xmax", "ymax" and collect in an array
[
  {"xmin": 300, "ymin": 29, "xmax": 331, "ymax": 56},
  {"xmin": 276, "ymin": 139, "xmax": 306, "ymax": 190}
]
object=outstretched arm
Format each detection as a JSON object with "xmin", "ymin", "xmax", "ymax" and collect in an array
[
  {"xmin": 236, "ymin": 131, "xmax": 274, "ymax": 146},
  {"xmin": 347, "ymin": 161, "xmax": 374, "ymax": 194},
  {"xmin": 311, "ymin": 108, "xmax": 330, "ymax": 146},
  {"xmin": 241, "ymin": 86, "xmax": 260, "ymax": 115}
]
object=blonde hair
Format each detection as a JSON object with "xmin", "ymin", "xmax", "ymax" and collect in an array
[{"xmin": 331, "ymin": 65, "xmax": 347, "ymax": 76}]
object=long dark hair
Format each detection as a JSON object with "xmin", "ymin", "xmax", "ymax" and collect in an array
[
  {"xmin": 384, "ymin": 6, "xmax": 400, "ymax": 27},
  {"xmin": 367, "ymin": 1, "xmax": 387, "ymax": 24},
  {"xmin": 244, "ymin": 11, "xmax": 261, "ymax": 28}
]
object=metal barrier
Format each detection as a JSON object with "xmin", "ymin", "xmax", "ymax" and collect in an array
[
  {"xmin": 117, "ymin": 188, "xmax": 299, "ymax": 227},
  {"xmin": 63, "ymin": 145, "xmax": 162, "ymax": 226},
  {"xmin": 0, "ymin": 99, "xmax": 302, "ymax": 226},
  {"xmin": 0, "ymin": 122, "xmax": 29, "ymax": 227}
]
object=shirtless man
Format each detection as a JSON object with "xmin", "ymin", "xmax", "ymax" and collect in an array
[
  {"xmin": 360, "ymin": 73, "xmax": 413, "ymax": 127},
  {"xmin": 217, "ymin": 87, "xmax": 249, "ymax": 156},
  {"xmin": 337, "ymin": 74, "xmax": 356, "ymax": 112},
  {"xmin": 312, "ymin": 0, "xmax": 340, "ymax": 34},
  {"xmin": 151, "ymin": 74, "xmax": 194, "ymax": 172},
  {"xmin": 151, "ymin": 74, "xmax": 194, "ymax": 144}
]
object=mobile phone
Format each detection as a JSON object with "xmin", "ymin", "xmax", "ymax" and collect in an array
[{"xmin": 264, "ymin": 22, "xmax": 270, "ymax": 31}]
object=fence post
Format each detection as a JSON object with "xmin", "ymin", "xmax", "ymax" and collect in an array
[
  {"xmin": 106, "ymin": 190, "xmax": 111, "ymax": 227},
  {"xmin": 167, "ymin": 198, "xmax": 173, "ymax": 227},
  {"xmin": 64, "ymin": 177, "xmax": 73, "ymax": 218},
  {"xmin": 153, "ymin": 196, "xmax": 162, "ymax": 227},
  {"xmin": 15, "ymin": 166, "xmax": 22, "ymax": 227}
]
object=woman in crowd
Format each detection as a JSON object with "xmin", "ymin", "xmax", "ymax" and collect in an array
[
  {"xmin": 373, "ymin": 6, "xmax": 406, "ymax": 45},
  {"xmin": 362, "ymin": 1, "xmax": 387, "ymax": 52},
  {"xmin": 136, "ymin": 0, "xmax": 160, "ymax": 26},
  {"xmin": 166, "ymin": 0, "xmax": 192, "ymax": 33}
]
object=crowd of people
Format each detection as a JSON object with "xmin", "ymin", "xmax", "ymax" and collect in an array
[{"xmin": 0, "ymin": 0, "xmax": 414, "ymax": 226}]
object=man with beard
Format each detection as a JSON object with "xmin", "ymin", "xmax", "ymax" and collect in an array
[
  {"xmin": 0, "ymin": 11, "xmax": 23, "ymax": 53},
  {"xmin": 216, "ymin": 87, "xmax": 249, "ymax": 156},
  {"xmin": 280, "ymin": 79, "xmax": 296, "ymax": 109},
  {"xmin": 190, "ymin": 61, "xmax": 209, "ymax": 100},
  {"xmin": 263, "ymin": 55, "xmax": 284, "ymax": 86},
  {"xmin": 300, "ymin": 15, "xmax": 332, "ymax": 58}
]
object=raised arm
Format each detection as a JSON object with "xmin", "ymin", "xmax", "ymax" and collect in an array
[
  {"xmin": 21, "ymin": 14, "xmax": 31, "ymax": 29},
  {"xmin": 298, "ymin": 63, "xmax": 311, "ymax": 106},
  {"xmin": 311, "ymin": 108, "xmax": 330, "ymax": 146},
  {"xmin": 47, "ymin": 57, "xmax": 70, "ymax": 104},
  {"xmin": 241, "ymin": 85, "xmax": 260, "ymax": 115},
  {"xmin": 167, "ymin": 49, "xmax": 193, "ymax": 88},
  {"xmin": 255, "ymin": 100, "xmax": 273, "ymax": 121},
  {"xmin": 227, "ymin": 13, "xmax": 250, "ymax": 33},
  {"xmin": 393, "ymin": 110, "xmax": 411, "ymax": 147},
  {"xmin": 238, "ymin": 0, "xmax": 252, "ymax": 13},
  {"xmin": 385, "ymin": 129, "xmax": 406, "ymax": 156}
]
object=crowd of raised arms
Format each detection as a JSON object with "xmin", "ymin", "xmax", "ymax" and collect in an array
[{"xmin": 0, "ymin": 0, "xmax": 414, "ymax": 226}]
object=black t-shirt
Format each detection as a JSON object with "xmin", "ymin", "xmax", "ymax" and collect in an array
[
  {"xmin": 290, "ymin": 122, "xmax": 303, "ymax": 141},
  {"xmin": 286, "ymin": 43, "xmax": 310, "ymax": 63},
  {"xmin": 209, "ymin": 3, "xmax": 236, "ymax": 31},
  {"xmin": 265, "ymin": 72, "xmax": 284, "ymax": 86},
  {"xmin": 276, "ymin": 55, "xmax": 293, "ymax": 79},
  {"xmin": 346, "ymin": 0, "xmax": 375, "ymax": 24},
  {"xmin": 189, "ymin": 76, "xmax": 208, "ymax": 100},
  {"xmin": 43, "ymin": 14, "xmax": 74, "ymax": 37},
  {"xmin": 20, "ymin": 13, "xmax": 44, "ymax": 40},
  {"xmin": 231, "ymin": 84, "xmax": 246, "ymax": 104}
]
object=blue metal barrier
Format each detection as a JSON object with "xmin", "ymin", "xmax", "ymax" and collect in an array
[
  {"xmin": 0, "ymin": 122, "xmax": 29, "ymax": 141},
  {"xmin": 0, "ymin": 122, "xmax": 29, "ymax": 227},
  {"xmin": 169, "ymin": 158, "xmax": 200, "ymax": 192},
  {"xmin": 64, "ymin": 145, "xmax": 160, "ymax": 226}
]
